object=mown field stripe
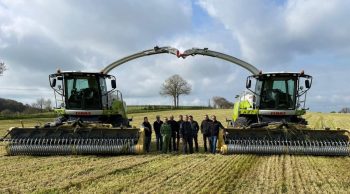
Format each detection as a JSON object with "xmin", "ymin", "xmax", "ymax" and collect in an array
[
  {"xmin": 178, "ymin": 155, "xmax": 233, "ymax": 193},
  {"xmin": 211, "ymin": 155, "xmax": 260, "ymax": 193},
  {"xmin": 1, "ymin": 155, "xmax": 160, "ymax": 193},
  {"xmin": 66, "ymin": 155, "xmax": 208, "ymax": 193},
  {"xmin": 34, "ymin": 155, "xmax": 162, "ymax": 193}
]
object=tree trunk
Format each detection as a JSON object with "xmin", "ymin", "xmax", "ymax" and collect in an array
[
  {"xmin": 173, "ymin": 95, "xmax": 176, "ymax": 108},
  {"xmin": 176, "ymin": 95, "xmax": 179, "ymax": 108}
]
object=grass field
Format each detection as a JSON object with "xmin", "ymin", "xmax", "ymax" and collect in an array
[{"xmin": 0, "ymin": 110, "xmax": 350, "ymax": 193}]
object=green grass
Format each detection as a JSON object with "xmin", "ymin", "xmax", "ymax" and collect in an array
[
  {"xmin": 0, "ymin": 110, "xmax": 350, "ymax": 193},
  {"xmin": 0, "ymin": 112, "xmax": 57, "ymax": 120}
]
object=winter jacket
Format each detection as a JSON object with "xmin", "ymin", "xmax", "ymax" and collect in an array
[
  {"xmin": 201, "ymin": 119, "xmax": 212, "ymax": 135},
  {"xmin": 180, "ymin": 121, "xmax": 192, "ymax": 138},
  {"xmin": 209, "ymin": 120, "xmax": 224, "ymax": 137},
  {"xmin": 190, "ymin": 120, "xmax": 199, "ymax": 136},
  {"xmin": 160, "ymin": 123, "xmax": 172, "ymax": 137},
  {"xmin": 178, "ymin": 120, "xmax": 184, "ymax": 131},
  {"xmin": 177, "ymin": 120, "xmax": 184, "ymax": 136},
  {"xmin": 142, "ymin": 121, "xmax": 152, "ymax": 137},
  {"xmin": 167, "ymin": 120, "xmax": 179, "ymax": 136},
  {"xmin": 153, "ymin": 120, "xmax": 163, "ymax": 135}
]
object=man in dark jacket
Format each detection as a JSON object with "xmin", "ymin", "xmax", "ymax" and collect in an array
[
  {"xmin": 176, "ymin": 115, "xmax": 184, "ymax": 151},
  {"xmin": 142, "ymin": 117, "xmax": 152, "ymax": 152},
  {"xmin": 209, "ymin": 115, "xmax": 225, "ymax": 154},
  {"xmin": 153, "ymin": 115, "xmax": 163, "ymax": 151},
  {"xmin": 167, "ymin": 115, "xmax": 178, "ymax": 152},
  {"xmin": 189, "ymin": 115, "xmax": 199, "ymax": 152},
  {"xmin": 200, "ymin": 114, "xmax": 212, "ymax": 152},
  {"xmin": 180, "ymin": 115, "xmax": 193, "ymax": 154}
]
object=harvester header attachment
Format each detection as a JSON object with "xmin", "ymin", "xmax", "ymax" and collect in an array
[
  {"xmin": 3, "ymin": 122, "xmax": 145, "ymax": 156},
  {"xmin": 219, "ymin": 126, "xmax": 350, "ymax": 156}
]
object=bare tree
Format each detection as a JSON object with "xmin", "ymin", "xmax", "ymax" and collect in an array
[
  {"xmin": 339, "ymin": 107, "xmax": 350, "ymax": 113},
  {"xmin": 32, "ymin": 98, "xmax": 44, "ymax": 112},
  {"xmin": 32, "ymin": 98, "xmax": 49, "ymax": 112},
  {"xmin": 212, "ymin": 96, "xmax": 234, "ymax": 109},
  {"xmin": 160, "ymin": 74, "xmax": 191, "ymax": 108},
  {"xmin": 0, "ymin": 61, "xmax": 6, "ymax": 76},
  {"xmin": 44, "ymin": 99, "xmax": 52, "ymax": 111}
]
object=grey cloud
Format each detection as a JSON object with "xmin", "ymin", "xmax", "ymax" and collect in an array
[
  {"xmin": 199, "ymin": 0, "xmax": 350, "ymax": 67},
  {"xmin": 0, "ymin": 0, "xmax": 194, "ymax": 103},
  {"xmin": 198, "ymin": 0, "xmax": 350, "ymax": 111},
  {"xmin": 1, "ymin": 34, "xmax": 81, "ymax": 71},
  {"xmin": 2, "ymin": 0, "xmax": 192, "ymax": 58}
]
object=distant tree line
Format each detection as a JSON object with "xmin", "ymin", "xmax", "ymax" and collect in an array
[
  {"xmin": 31, "ymin": 98, "xmax": 52, "ymax": 112},
  {"xmin": 0, "ymin": 97, "xmax": 52, "ymax": 116},
  {"xmin": 338, "ymin": 107, "xmax": 350, "ymax": 113},
  {"xmin": 330, "ymin": 107, "xmax": 350, "ymax": 113}
]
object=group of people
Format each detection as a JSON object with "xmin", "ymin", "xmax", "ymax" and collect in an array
[{"xmin": 142, "ymin": 114, "xmax": 225, "ymax": 154}]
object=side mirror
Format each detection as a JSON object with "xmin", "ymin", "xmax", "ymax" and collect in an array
[
  {"xmin": 246, "ymin": 79, "xmax": 252, "ymax": 89},
  {"xmin": 111, "ymin": 80, "xmax": 116, "ymax": 89},
  {"xmin": 51, "ymin": 79, "xmax": 56, "ymax": 87},
  {"xmin": 305, "ymin": 80, "xmax": 310, "ymax": 89}
]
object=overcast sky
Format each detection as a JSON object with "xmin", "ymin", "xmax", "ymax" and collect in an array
[{"xmin": 1, "ymin": 0, "xmax": 350, "ymax": 112}]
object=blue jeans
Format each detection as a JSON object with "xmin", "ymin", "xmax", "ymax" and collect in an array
[
  {"xmin": 210, "ymin": 136, "xmax": 218, "ymax": 154},
  {"xmin": 156, "ymin": 134, "xmax": 163, "ymax": 151}
]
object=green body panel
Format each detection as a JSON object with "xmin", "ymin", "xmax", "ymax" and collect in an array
[
  {"xmin": 239, "ymin": 109, "xmax": 259, "ymax": 115},
  {"xmin": 232, "ymin": 101, "xmax": 240, "ymax": 122},
  {"xmin": 296, "ymin": 109, "xmax": 306, "ymax": 116},
  {"xmin": 232, "ymin": 100, "xmax": 255, "ymax": 121},
  {"xmin": 106, "ymin": 100, "xmax": 127, "ymax": 118},
  {"xmin": 54, "ymin": 108, "xmax": 66, "ymax": 116}
]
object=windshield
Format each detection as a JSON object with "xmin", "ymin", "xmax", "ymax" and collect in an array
[
  {"xmin": 65, "ymin": 75, "xmax": 102, "ymax": 109},
  {"xmin": 259, "ymin": 77, "xmax": 296, "ymax": 110}
]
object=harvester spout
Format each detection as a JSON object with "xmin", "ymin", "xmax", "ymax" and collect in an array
[
  {"xmin": 180, "ymin": 48, "xmax": 260, "ymax": 75},
  {"xmin": 101, "ymin": 46, "xmax": 181, "ymax": 74}
]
